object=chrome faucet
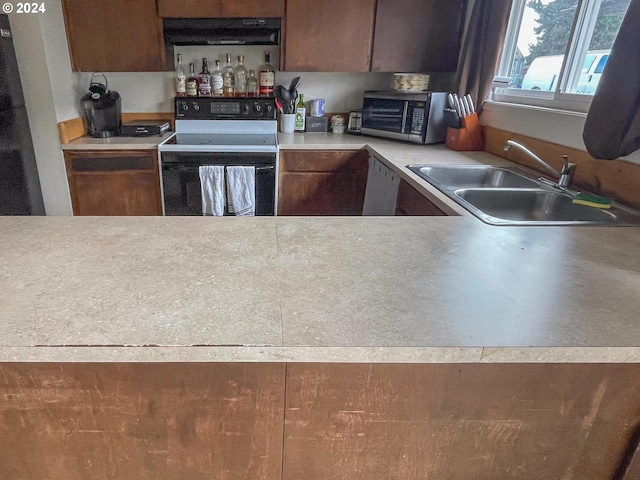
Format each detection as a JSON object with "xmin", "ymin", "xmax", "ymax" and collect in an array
[{"xmin": 504, "ymin": 140, "xmax": 576, "ymax": 188}]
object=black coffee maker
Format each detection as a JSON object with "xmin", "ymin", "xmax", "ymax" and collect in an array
[{"xmin": 81, "ymin": 73, "xmax": 121, "ymax": 138}]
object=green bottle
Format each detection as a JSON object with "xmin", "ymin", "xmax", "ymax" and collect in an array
[{"xmin": 295, "ymin": 94, "xmax": 306, "ymax": 132}]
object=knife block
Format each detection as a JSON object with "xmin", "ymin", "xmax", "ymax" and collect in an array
[{"xmin": 445, "ymin": 112, "xmax": 484, "ymax": 151}]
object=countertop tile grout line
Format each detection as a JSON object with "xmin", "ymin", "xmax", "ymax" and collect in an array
[{"xmin": 275, "ymin": 219, "xmax": 285, "ymax": 348}]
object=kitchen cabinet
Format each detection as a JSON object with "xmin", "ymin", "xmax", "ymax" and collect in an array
[
  {"xmin": 64, "ymin": 150, "xmax": 162, "ymax": 216},
  {"xmin": 157, "ymin": 0, "xmax": 285, "ymax": 17},
  {"xmin": 284, "ymin": 0, "xmax": 376, "ymax": 72},
  {"xmin": 371, "ymin": 0, "xmax": 468, "ymax": 73},
  {"xmin": 61, "ymin": 0, "xmax": 165, "ymax": 72},
  {"xmin": 283, "ymin": 363, "xmax": 640, "ymax": 480},
  {"xmin": 0, "ymin": 363, "xmax": 285, "ymax": 479},
  {"xmin": 278, "ymin": 150, "xmax": 369, "ymax": 215},
  {"xmin": 395, "ymin": 179, "xmax": 446, "ymax": 216}
]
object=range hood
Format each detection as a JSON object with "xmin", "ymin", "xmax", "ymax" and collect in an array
[{"xmin": 163, "ymin": 18, "xmax": 281, "ymax": 47}]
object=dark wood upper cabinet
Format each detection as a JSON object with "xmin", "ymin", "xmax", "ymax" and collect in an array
[
  {"xmin": 61, "ymin": 0, "xmax": 165, "ymax": 72},
  {"xmin": 284, "ymin": 0, "xmax": 376, "ymax": 72},
  {"xmin": 157, "ymin": 0, "xmax": 285, "ymax": 18},
  {"xmin": 371, "ymin": 0, "xmax": 468, "ymax": 73}
]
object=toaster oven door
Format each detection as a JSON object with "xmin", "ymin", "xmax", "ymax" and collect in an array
[{"xmin": 362, "ymin": 98, "xmax": 407, "ymax": 134}]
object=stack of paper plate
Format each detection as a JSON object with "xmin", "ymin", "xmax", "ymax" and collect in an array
[{"xmin": 391, "ymin": 73, "xmax": 430, "ymax": 92}]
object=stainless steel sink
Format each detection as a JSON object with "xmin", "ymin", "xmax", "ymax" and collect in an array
[
  {"xmin": 455, "ymin": 188, "xmax": 618, "ymax": 224},
  {"xmin": 408, "ymin": 165, "xmax": 539, "ymax": 189},
  {"xmin": 406, "ymin": 164, "xmax": 640, "ymax": 226}
]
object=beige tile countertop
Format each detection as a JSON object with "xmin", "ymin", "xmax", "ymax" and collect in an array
[
  {"xmin": 60, "ymin": 132, "xmax": 174, "ymax": 150},
  {"xmin": 2, "ymin": 215, "xmax": 640, "ymax": 363}
]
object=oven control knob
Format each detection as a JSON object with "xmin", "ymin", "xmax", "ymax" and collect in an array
[
  {"xmin": 193, "ymin": 102, "xmax": 200, "ymax": 111},
  {"xmin": 182, "ymin": 102, "xmax": 189, "ymax": 111},
  {"xmin": 254, "ymin": 102, "xmax": 262, "ymax": 113}
]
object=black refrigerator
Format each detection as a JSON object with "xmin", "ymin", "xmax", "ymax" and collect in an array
[{"xmin": 0, "ymin": 14, "xmax": 44, "ymax": 215}]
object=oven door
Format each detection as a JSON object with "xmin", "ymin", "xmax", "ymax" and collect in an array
[{"xmin": 160, "ymin": 152, "xmax": 276, "ymax": 216}]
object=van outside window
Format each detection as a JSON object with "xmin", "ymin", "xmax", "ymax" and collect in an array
[{"xmin": 494, "ymin": 0, "xmax": 631, "ymax": 112}]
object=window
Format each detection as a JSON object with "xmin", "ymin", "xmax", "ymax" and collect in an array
[{"xmin": 494, "ymin": 0, "xmax": 631, "ymax": 111}]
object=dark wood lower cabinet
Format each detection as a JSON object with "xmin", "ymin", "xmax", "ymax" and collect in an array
[
  {"xmin": 278, "ymin": 149, "xmax": 369, "ymax": 215},
  {"xmin": 65, "ymin": 150, "xmax": 162, "ymax": 216},
  {"xmin": 2, "ymin": 362, "xmax": 640, "ymax": 479},
  {"xmin": 284, "ymin": 364, "xmax": 640, "ymax": 480},
  {"xmin": 0, "ymin": 363, "xmax": 285, "ymax": 480},
  {"xmin": 395, "ymin": 179, "xmax": 446, "ymax": 216}
]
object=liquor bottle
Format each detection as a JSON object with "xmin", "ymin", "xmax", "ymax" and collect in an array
[
  {"xmin": 246, "ymin": 70, "xmax": 259, "ymax": 98},
  {"xmin": 223, "ymin": 53, "xmax": 235, "ymax": 98},
  {"xmin": 211, "ymin": 60, "xmax": 224, "ymax": 97},
  {"xmin": 259, "ymin": 52, "xmax": 275, "ymax": 97},
  {"xmin": 295, "ymin": 93, "xmax": 306, "ymax": 132},
  {"xmin": 175, "ymin": 54, "xmax": 186, "ymax": 97},
  {"xmin": 198, "ymin": 58, "xmax": 212, "ymax": 97},
  {"xmin": 234, "ymin": 55, "xmax": 248, "ymax": 97},
  {"xmin": 186, "ymin": 63, "xmax": 198, "ymax": 97}
]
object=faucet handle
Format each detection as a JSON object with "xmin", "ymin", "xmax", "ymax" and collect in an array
[{"xmin": 560, "ymin": 155, "xmax": 576, "ymax": 175}]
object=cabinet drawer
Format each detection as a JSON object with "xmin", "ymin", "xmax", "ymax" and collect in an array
[
  {"xmin": 70, "ymin": 156, "xmax": 156, "ymax": 172},
  {"xmin": 280, "ymin": 150, "xmax": 368, "ymax": 173},
  {"xmin": 158, "ymin": 0, "xmax": 285, "ymax": 17}
]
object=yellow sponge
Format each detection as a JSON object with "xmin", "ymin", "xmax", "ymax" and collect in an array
[{"xmin": 572, "ymin": 193, "xmax": 613, "ymax": 209}]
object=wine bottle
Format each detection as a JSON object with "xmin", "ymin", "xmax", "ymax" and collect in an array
[
  {"xmin": 247, "ymin": 70, "xmax": 258, "ymax": 98},
  {"xmin": 175, "ymin": 54, "xmax": 186, "ymax": 97},
  {"xmin": 198, "ymin": 58, "xmax": 212, "ymax": 97},
  {"xmin": 234, "ymin": 55, "xmax": 248, "ymax": 98},
  {"xmin": 259, "ymin": 52, "xmax": 275, "ymax": 97},
  {"xmin": 295, "ymin": 93, "xmax": 306, "ymax": 132},
  {"xmin": 211, "ymin": 60, "xmax": 224, "ymax": 97},
  {"xmin": 223, "ymin": 53, "xmax": 235, "ymax": 98}
]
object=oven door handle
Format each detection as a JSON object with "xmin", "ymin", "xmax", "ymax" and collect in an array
[{"xmin": 163, "ymin": 165, "xmax": 275, "ymax": 172}]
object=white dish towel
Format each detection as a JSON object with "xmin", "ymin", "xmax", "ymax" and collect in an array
[
  {"xmin": 199, "ymin": 165, "xmax": 225, "ymax": 216},
  {"xmin": 226, "ymin": 166, "xmax": 256, "ymax": 216}
]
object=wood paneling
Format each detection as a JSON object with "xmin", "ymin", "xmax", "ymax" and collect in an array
[
  {"xmin": 65, "ymin": 150, "xmax": 163, "ymax": 216},
  {"xmin": 0, "ymin": 363, "xmax": 285, "ymax": 480},
  {"xmin": 57, "ymin": 117, "xmax": 86, "ymax": 144},
  {"xmin": 371, "ymin": 0, "xmax": 467, "ymax": 73},
  {"xmin": 395, "ymin": 179, "xmax": 446, "ymax": 216},
  {"xmin": 484, "ymin": 125, "xmax": 640, "ymax": 210},
  {"xmin": 284, "ymin": 0, "xmax": 376, "ymax": 72},
  {"xmin": 284, "ymin": 363, "xmax": 640, "ymax": 480},
  {"xmin": 62, "ymin": 0, "xmax": 165, "ymax": 72},
  {"xmin": 278, "ymin": 149, "xmax": 369, "ymax": 215},
  {"xmin": 158, "ymin": 0, "xmax": 285, "ymax": 18}
]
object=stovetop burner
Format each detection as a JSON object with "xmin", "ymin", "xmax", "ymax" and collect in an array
[{"xmin": 165, "ymin": 133, "xmax": 274, "ymax": 146}]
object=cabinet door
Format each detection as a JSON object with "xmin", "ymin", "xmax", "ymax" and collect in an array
[
  {"xmin": 62, "ymin": 0, "xmax": 165, "ymax": 72},
  {"xmin": 65, "ymin": 151, "xmax": 162, "ymax": 216},
  {"xmin": 158, "ymin": 0, "xmax": 285, "ymax": 17},
  {"xmin": 371, "ymin": 0, "xmax": 467, "ymax": 72},
  {"xmin": 278, "ymin": 150, "xmax": 368, "ymax": 215},
  {"xmin": 0, "ymin": 363, "xmax": 285, "ymax": 480},
  {"xmin": 395, "ymin": 179, "xmax": 446, "ymax": 216},
  {"xmin": 284, "ymin": 0, "xmax": 376, "ymax": 72},
  {"xmin": 284, "ymin": 364, "xmax": 640, "ymax": 480}
]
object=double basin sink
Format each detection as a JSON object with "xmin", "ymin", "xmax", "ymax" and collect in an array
[{"xmin": 407, "ymin": 164, "xmax": 640, "ymax": 226}]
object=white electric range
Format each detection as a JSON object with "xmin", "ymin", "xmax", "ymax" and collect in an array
[{"xmin": 158, "ymin": 97, "xmax": 278, "ymax": 216}]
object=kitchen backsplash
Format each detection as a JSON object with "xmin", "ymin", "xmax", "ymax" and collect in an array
[{"xmin": 72, "ymin": 45, "xmax": 394, "ymax": 114}]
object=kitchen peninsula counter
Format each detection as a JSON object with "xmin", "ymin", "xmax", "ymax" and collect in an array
[{"xmin": 2, "ymin": 214, "xmax": 640, "ymax": 363}]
